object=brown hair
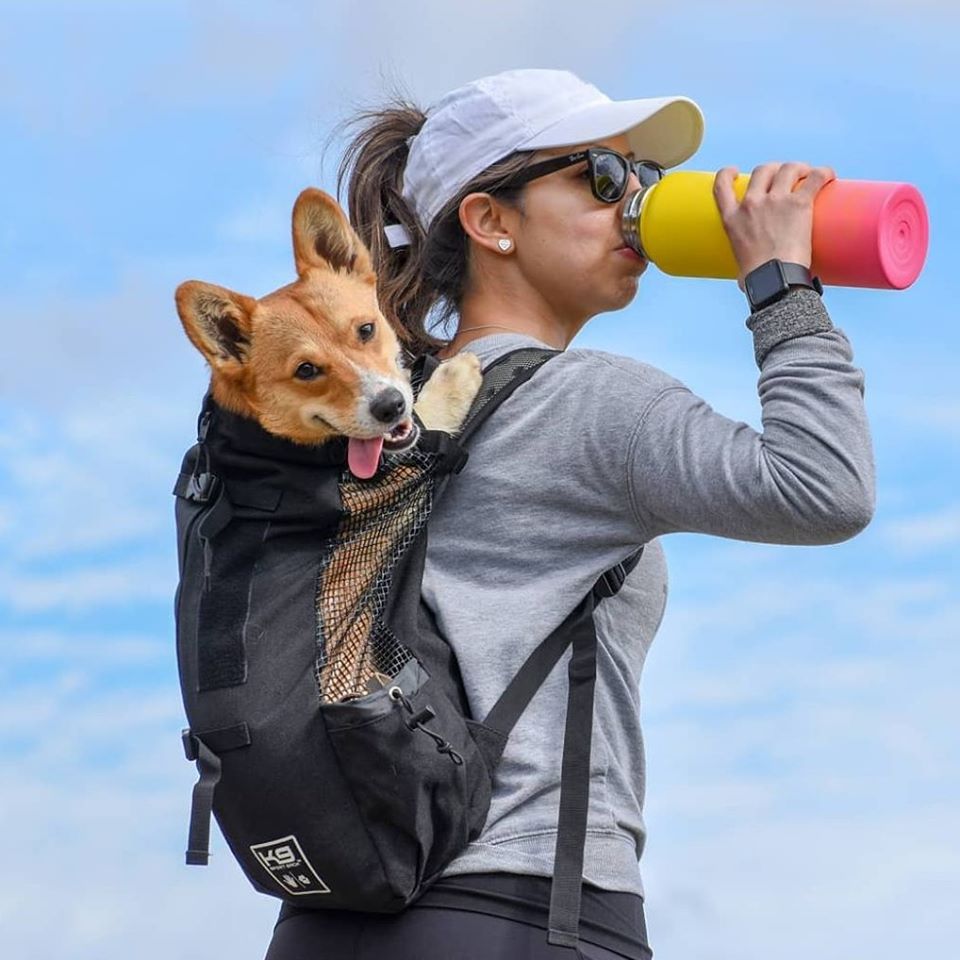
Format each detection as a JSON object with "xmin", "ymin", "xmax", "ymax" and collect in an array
[{"xmin": 331, "ymin": 92, "xmax": 537, "ymax": 357}]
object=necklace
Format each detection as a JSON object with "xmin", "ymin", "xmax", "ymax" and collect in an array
[
  {"xmin": 455, "ymin": 324, "xmax": 521, "ymax": 335},
  {"xmin": 439, "ymin": 324, "xmax": 555, "ymax": 359}
]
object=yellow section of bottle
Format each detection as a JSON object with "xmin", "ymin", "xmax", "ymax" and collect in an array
[{"xmin": 639, "ymin": 171, "xmax": 751, "ymax": 279}]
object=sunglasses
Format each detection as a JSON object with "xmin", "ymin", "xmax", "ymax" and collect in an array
[{"xmin": 500, "ymin": 147, "xmax": 665, "ymax": 203}]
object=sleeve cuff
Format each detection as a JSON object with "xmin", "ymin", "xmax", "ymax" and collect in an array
[{"xmin": 745, "ymin": 287, "xmax": 834, "ymax": 367}]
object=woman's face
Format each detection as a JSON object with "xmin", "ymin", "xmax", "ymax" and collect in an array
[{"xmin": 507, "ymin": 133, "xmax": 648, "ymax": 325}]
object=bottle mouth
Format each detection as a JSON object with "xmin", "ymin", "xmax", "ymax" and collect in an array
[{"xmin": 620, "ymin": 186, "xmax": 652, "ymax": 258}]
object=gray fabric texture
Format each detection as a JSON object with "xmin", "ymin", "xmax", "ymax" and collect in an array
[
  {"xmin": 420, "ymin": 288, "xmax": 875, "ymax": 896},
  {"xmin": 746, "ymin": 286, "xmax": 834, "ymax": 366}
]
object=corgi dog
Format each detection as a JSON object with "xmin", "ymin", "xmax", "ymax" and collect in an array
[
  {"xmin": 175, "ymin": 188, "xmax": 482, "ymax": 701},
  {"xmin": 175, "ymin": 187, "xmax": 482, "ymax": 480}
]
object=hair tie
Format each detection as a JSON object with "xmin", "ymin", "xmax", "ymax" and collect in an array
[{"xmin": 384, "ymin": 223, "xmax": 412, "ymax": 248}]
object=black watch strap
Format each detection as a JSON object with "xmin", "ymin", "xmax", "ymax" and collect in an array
[
  {"xmin": 745, "ymin": 259, "xmax": 824, "ymax": 313},
  {"xmin": 784, "ymin": 262, "xmax": 824, "ymax": 294}
]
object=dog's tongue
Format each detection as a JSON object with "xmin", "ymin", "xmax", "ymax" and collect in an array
[{"xmin": 347, "ymin": 435, "xmax": 384, "ymax": 479}]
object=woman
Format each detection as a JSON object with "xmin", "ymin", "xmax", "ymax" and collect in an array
[{"xmin": 265, "ymin": 68, "xmax": 875, "ymax": 960}]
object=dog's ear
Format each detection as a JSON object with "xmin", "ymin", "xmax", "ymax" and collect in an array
[
  {"xmin": 175, "ymin": 281, "xmax": 256, "ymax": 376},
  {"xmin": 291, "ymin": 188, "xmax": 374, "ymax": 280}
]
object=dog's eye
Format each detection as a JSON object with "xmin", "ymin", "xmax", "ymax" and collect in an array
[
  {"xmin": 294, "ymin": 362, "xmax": 325, "ymax": 381},
  {"xmin": 358, "ymin": 322, "xmax": 376, "ymax": 342}
]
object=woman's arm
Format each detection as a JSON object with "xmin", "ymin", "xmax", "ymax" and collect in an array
[{"xmin": 626, "ymin": 288, "xmax": 876, "ymax": 545}]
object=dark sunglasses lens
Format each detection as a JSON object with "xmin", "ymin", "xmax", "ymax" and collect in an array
[
  {"xmin": 633, "ymin": 161, "xmax": 664, "ymax": 189},
  {"xmin": 592, "ymin": 151, "xmax": 628, "ymax": 201}
]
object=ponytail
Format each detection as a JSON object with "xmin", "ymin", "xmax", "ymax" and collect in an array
[
  {"xmin": 334, "ymin": 99, "xmax": 440, "ymax": 354},
  {"xmin": 333, "ymin": 93, "xmax": 537, "ymax": 356}
]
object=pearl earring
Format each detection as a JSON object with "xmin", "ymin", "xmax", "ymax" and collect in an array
[{"xmin": 497, "ymin": 238, "xmax": 513, "ymax": 252}]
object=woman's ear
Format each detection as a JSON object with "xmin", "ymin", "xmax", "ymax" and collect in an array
[{"xmin": 458, "ymin": 192, "xmax": 517, "ymax": 254}]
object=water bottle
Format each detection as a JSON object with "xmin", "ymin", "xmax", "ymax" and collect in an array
[{"xmin": 620, "ymin": 171, "xmax": 929, "ymax": 289}]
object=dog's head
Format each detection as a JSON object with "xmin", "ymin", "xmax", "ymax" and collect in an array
[{"xmin": 176, "ymin": 188, "xmax": 417, "ymax": 478}]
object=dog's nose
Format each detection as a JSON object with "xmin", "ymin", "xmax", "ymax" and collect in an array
[{"xmin": 369, "ymin": 387, "xmax": 406, "ymax": 424}]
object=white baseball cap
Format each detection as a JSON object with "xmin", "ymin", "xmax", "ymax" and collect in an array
[{"xmin": 384, "ymin": 68, "xmax": 705, "ymax": 248}]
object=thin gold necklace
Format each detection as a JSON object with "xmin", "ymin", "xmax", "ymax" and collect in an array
[
  {"xmin": 441, "ymin": 325, "xmax": 552, "ymax": 358},
  {"xmin": 455, "ymin": 324, "xmax": 521, "ymax": 335}
]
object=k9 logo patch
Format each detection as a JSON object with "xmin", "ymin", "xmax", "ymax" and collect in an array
[{"xmin": 249, "ymin": 835, "xmax": 331, "ymax": 895}]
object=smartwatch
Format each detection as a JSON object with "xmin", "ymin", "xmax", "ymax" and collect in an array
[{"xmin": 744, "ymin": 259, "xmax": 824, "ymax": 313}]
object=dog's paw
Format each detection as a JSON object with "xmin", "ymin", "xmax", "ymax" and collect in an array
[
  {"xmin": 414, "ymin": 352, "xmax": 483, "ymax": 434},
  {"xmin": 431, "ymin": 352, "xmax": 482, "ymax": 393}
]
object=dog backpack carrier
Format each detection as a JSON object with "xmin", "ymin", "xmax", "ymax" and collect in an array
[{"xmin": 174, "ymin": 346, "xmax": 644, "ymax": 949}]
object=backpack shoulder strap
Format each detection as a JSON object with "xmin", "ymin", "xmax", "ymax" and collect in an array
[
  {"xmin": 415, "ymin": 344, "xmax": 643, "ymax": 601},
  {"xmin": 408, "ymin": 346, "xmax": 561, "ymax": 463},
  {"xmin": 404, "ymin": 347, "xmax": 559, "ymax": 483},
  {"xmin": 482, "ymin": 542, "xmax": 647, "ymax": 743},
  {"xmin": 592, "ymin": 545, "xmax": 646, "ymax": 602},
  {"xmin": 457, "ymin": 346, "xmax": 562, "ymax": 445}
]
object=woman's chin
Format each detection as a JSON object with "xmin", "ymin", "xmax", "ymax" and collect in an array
[{"xmin": 609, "ymin": 275, "xmax": 642, "ymax": 309}]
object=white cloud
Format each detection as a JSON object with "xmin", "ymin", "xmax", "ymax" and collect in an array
[
  {"xmin": 633, "ymin": 555, "xmax": 959, "ymax": 957},
  {"xmin": 0, "ymin": 670, "xmax": 286, "ymax": 959},
  {"xmin": 879, "ymin": 503, "xmax": 960, "ymax": 553},
  {"xmin": 0, "ymin": 762, "xmax": 280, "ymax": 960},
  {"xmin": 0, "ymin": 629, "xmax": 165, "ymax": 667},
  {"xmin": 652, "ymin": 544, "xmax": 958, "ymax": 656},
  {"xmin": 0, "ymin": 270, "xmax": 207, "ymax": 407},
  {"xmin": 0, "ymin": 311, "xmax": 209, "ymax": 568},
  {"xmin": 642, "ymin": 807, "xmax": 960, "ymax": 960},
  {"xmin": 0, "ymin": 400, "xmax": 188, "ymax": 613},
  {"xmin": 0, "ymin": 2, "xmax": 329, "ymax": 136},
  {"xmin": 0, "ymin": 404, "xmax": 184, "ymax": 559},
  {"xmin": 318, "ymin": 0, "xmax": 959, "ymax": 144},
  {"xmin": 0, "ymin": 557, "xmax": 174, "ymax": 614}
]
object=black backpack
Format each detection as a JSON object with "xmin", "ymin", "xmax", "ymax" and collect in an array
[{"xmin": 175, "ymin": 346, "xmax": 644, "ymax": 950}]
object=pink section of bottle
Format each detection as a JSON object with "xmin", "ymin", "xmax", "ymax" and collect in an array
[{"xmin": 809, "ymin": 180, "xmax": 929, "ymax": 289}]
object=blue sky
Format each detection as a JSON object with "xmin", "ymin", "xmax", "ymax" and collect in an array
[{"xmin": 1, "ymin": 2, "xmax": 957, "ymax": 957}]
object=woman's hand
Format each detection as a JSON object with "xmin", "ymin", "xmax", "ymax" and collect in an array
[{"xmin": 714, "ymin": 162, "xmax": 836, "ymax": 290}]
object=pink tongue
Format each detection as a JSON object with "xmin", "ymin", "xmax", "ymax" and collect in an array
[{"xmin": 347, "ymin": 435, "xmax": 384, "ymax": 479}]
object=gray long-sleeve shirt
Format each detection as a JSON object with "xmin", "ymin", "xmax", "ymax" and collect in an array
[{"xmin": 420, "ymin": 288, "xmax": 875, "ymax": 896}]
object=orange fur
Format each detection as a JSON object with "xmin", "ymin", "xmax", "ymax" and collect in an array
[{"xmin": 175, "ymin": 188, "xmax": 412, "ymax": 446}]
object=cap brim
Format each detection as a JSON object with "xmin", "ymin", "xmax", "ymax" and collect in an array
[{"xmin": 519, "ymin": 96, "xmax": 704, "ymax": 169}]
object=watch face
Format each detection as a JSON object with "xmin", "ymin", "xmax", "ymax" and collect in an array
[{"xmin": 746, "ymin": 259, "xmax": 787, "ymax": 308}]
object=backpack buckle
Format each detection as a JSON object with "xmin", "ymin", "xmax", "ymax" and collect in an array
[
  {"xmin": 186, "ymin": 471, "xmax": 219, "ymax": 502},
  {"xmin": 182, "ymin": 728, "xmax": 197, "ymax": 762}
]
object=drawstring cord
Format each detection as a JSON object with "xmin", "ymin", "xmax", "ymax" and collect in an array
[{"xmin": 388, "ymin": 686, "xmax": 464, "ymax": 765}]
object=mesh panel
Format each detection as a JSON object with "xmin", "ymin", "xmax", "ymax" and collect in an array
[
  {"xmin": 313, "ymin": 348, "xmax": 554, "ymax": 704},
  {"xmin": 314, "ymin": 448, "xmax": 444, "ymax": 703},
  {"xmin": 458, "ymin": 348, "xmax": 557, "ymax": 440}
]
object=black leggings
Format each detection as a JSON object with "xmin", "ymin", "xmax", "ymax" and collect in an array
[{"xmin": 264, "ymin": 905, "xmax": 636, "ymax": 959}]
